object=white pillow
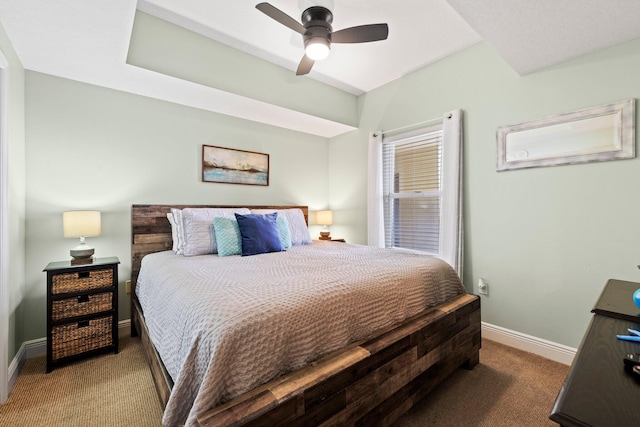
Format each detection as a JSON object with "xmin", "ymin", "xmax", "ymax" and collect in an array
[
  {"xmin": 251, "ymin": 208, "xmax": 312, "ymax": 246},
  {"xmin": 166, "ymin": 213, "xmax": 178, "ymax": 253},
  {"xmin": 169, "ymin": 208, "xmax": 186, "ymax": 255},
  {"xmin": 181, "ymin": 207, "xmax": 251, "ymax": 256}
]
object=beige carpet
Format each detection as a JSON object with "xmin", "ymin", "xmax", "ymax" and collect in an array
[
  {"xmin": 392, "ymin": 340, "xmax": 569, "ymax": 427},
  {"xmin": 0, "ymin": 337, "xmax": 568, "ymax": 426},
  {"xmin": 0, "ymin": 336, "xmax": 163, "ymax": 427}
]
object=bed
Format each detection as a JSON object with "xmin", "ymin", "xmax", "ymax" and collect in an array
[{"xmin": 130, "ymin": 204, "xmax": 480, "ymax": 427}]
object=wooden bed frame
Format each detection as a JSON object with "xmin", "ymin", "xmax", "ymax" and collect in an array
[{"xmin": 130, "ymin": 204, "xmax": 481, "ymax": 427}]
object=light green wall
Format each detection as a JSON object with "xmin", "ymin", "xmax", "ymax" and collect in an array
[
  {"xmin": 128, "ymin": 11, "xmax": 358, "ymax": 127},
  {"xmin": 22, "ymin": 72, "xmax": 329, "ymax": 342},
  {"xmin": 0, "ymin": 22, "xmax": 26, "ymax": 362},
  {"xmin": 329, "ymin": 40, "xmax": 640, "ymax": 348}
]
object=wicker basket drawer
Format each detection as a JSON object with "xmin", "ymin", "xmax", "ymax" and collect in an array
[
  {"xmin": 51, "ymin": 316, "xmax": 113, "ymax": 360},
  {"xmin": 52, "ymin": 268, "xmax": 113, "ymax": 294},
  {"xmin": 51, "ymin": 292, "xmax": 112, "ymax": 321}
]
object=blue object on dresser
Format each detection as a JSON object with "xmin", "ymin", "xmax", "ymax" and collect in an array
[{"xmin": 634, "ymin": 288, "xmax": 640, "ymax": 309}]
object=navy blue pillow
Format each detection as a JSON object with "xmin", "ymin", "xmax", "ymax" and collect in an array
[{"xmin": 235, "ymin": 213, "xmax": 284, "ymax": 256}]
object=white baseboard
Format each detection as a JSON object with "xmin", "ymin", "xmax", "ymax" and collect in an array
[
  {"xmin": 7, "ymin": 341, "xmax": 25, "ymax": 394},
  {"xmin": 482, "ymin": 321, "xmax": 576, "ymax": 366},
  {"xmin": 8, "ymin": 319, "xmax": 131, "ymax": 395}
]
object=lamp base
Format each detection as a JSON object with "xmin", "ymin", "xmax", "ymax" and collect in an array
[
  {"xmin": 319, "ymin": 231, "xmax": 331, "ymax": 240},
  {"xmin": 70, "ymin": 244, "xmax": 94, "ymax": 260}
]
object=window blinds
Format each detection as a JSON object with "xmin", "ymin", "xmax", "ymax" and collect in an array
[{"xmin": 382, "ymin": 128, "xmax": 443, "ymax": 253}]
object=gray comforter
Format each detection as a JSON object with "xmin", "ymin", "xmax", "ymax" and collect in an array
[{"xmin": 136, "ymin": 242, "xmax": 465, "ymax": 426}]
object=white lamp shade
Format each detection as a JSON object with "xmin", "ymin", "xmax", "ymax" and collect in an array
[
  {"xmin": 315, "ymin": 210, "xmax": 333, "ymax": 226},
  {"xmin": 63, "ymin": 211, "xmax": 101, "ymax": 238}
]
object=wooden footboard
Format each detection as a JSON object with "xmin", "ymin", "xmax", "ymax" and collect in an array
[
  {"xmin": 198, "ymin": 293, "xmax": 480, "ymax": 427},
  {"xmin": 133, "ymin": 291, "xmax": 480, "ymax": 426}
]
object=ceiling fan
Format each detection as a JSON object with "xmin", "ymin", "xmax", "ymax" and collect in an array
[{"xmin": 255, "ymin": 2, "xmax": 389, "ymax": 76}]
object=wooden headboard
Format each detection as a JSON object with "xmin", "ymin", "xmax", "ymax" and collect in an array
[{"xmin": 130, "ymin": 204, "xmax": 308, "ymax": 287}]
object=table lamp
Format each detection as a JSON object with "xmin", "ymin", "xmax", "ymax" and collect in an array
[
  {"xmin": 316, "ymin": 210, "xmax": 333, "ymax": 240},
  {"xmin": 63, "ymin": 210, "xmax": 101, "ymax": 260}
]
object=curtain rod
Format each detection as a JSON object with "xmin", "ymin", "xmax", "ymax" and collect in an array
[{"xmin": 374, "ymin": 113, "xmax": 453, "ymax": 137}]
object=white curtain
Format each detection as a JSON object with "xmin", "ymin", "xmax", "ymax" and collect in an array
[
  {"xmin": 441, "ymin": 109, "xmax": 463, "ymax": 276},
  {"xmin": 367, "ymin": 132, "xmax": 384, "ymax": 247},
  {"xmin": 367, "ymin": 110, "xmax": 464, "ymax": 276}
]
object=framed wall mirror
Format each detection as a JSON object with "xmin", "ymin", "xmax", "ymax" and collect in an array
[{"xmin": 497, "ymin": 99, "xmax": 635, "ymax": 171}]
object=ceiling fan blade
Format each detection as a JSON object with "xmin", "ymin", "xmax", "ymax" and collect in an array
[
  {"xmin": 255, "ymin": 3, "xmax": 306, "ymax": 35},
  {"xmin": 296, "ymin": 55, "xmax": 315, "ymax": 76},
  {"xmin": 331, "ymin": 23, "xmax": 389, "ymax": 43}
]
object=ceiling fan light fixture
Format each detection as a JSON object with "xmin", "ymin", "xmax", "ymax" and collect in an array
[
  {"xmin": 256, "ymin": 3, "xmax": 388, "ymax": 75},
  {"xmin": 305, "ymin": 37, "xmax": 330, "ymax": 60}
]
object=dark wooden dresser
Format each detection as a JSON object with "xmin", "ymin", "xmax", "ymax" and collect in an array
[
  {"xmin": 549, "ymin": 279, "xmax": 640, "ymax": 426},
  {"xmin": 44, "ymin": 256, "xmax": 119, "ymax": 372}
]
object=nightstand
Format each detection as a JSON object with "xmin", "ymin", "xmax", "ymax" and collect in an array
[{"xmin": 44, "ymin": 256, "xmax": 120, "ymax": 372}]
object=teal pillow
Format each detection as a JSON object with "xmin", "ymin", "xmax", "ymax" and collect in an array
[
  {"xmin": 277, "ymin": 215, "xmax": 292, "ymax": 249},
  {"xmin": 213, "ymin": 217, "xmax": 242, "ymax": 257}
]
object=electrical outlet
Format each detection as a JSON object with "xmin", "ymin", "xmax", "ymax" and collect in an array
[
  {"xmin": 125, "ymin": 280, "xmax": 131, "ymax": 294},
  {"xmin": 477, "ymin": 278, "xmax": 489, "ymax": 295}
]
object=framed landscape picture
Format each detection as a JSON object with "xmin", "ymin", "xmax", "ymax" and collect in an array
[{"xmin": 202, "ymin": 145, "xmax": 269, "ymax": 186}]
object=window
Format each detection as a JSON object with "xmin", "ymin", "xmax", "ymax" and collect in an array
[
  {"xmin": 382, "ymin": 127, "xmax": 443, "ymax": 254},
  {"xmin": 369, "ymin": 110, "xmax": 462, "ymax": 274}
]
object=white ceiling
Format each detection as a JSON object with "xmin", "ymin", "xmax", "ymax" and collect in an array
[
  {"xmin": 137, "ymin": 0, "xmax": 481, "ymax": 95},
  {"xmin": 446, "ymin": 0, "xmax": 640, "ymax": 76},
  {"xmin": 0, "ymin": 0, "xmax": 639, "ymax": 137}
]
